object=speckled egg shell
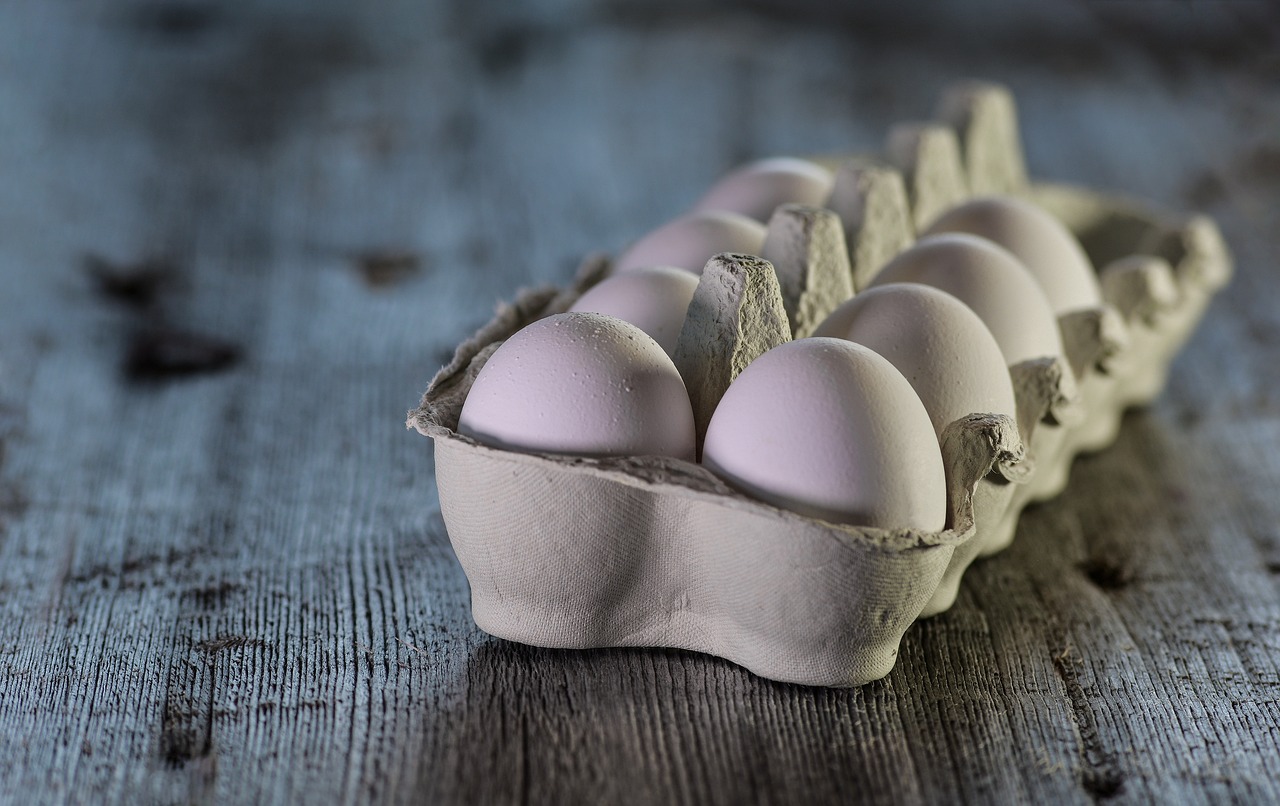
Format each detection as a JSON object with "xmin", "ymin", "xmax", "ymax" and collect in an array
[
  {"xmin": 612, "ymin": 210, "xmax": 767, "ymax": 275},
  {"xmin": 868, "ymin": 233, "xmax": 1065, "ymax": 367},
  {"xmin": 813, "ymin": 283, "xmax": 1018, "ymax": 439},
  {"xmin": 458, "ymin": 312, "xmax": 696, "ymax": 461},
  {"xmin": 569, "ymin": 266, "xmax": 698, "ymax": 357},
  {"xmin": 924, "ymin": 195, "xmax": 1102, "ymax": 314},
  {"xmin": 692, "ymin": 158, "xmax": 835, "ymax": 222},
  {"xmin": 702, "ymin": 338, "xmax": 946, "ymax": 531}
]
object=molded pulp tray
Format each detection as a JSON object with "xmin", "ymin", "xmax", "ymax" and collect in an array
[{"xmin": 408, "ymin": 82, "xmax": 1231, "ymax": 687}]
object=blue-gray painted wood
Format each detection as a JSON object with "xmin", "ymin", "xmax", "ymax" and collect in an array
[{"xmin": 1, "ymin": 1, "xmax": 1278, "ymax": 803}]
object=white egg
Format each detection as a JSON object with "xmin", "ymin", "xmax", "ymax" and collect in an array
[
  {"xmin": 702, "ymin": 338, "xmax": 946, "ymax": 531},
  {"xmin": 813, "ymin": 283, "xmax": 1017, "ymax": 439},
  {"xmin": 612, "ymin": 210, "xmax": 766, "ymax": 274},
  {"xmin": 458, "ymin": 312, "xmax": 696, "ymax": 461},
  {"xmin": 924, "ymin": 195, "xmax": 1102, "ymax": 314},
  {"xmin": 569, "ymin": 266, "xmax": 698, "ymax": 357},
  {"xmin": 869, "ymin": 233, "xmax": 1065, "ymax": 367},
  {"xmin": 692, "ymin": 157, "xmax": 835, "ymax": 222}
]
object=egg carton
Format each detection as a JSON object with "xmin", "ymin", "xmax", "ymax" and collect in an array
[{"xmin": 408, "ymin": 81, "xmax": 1231, "ymax": 687}]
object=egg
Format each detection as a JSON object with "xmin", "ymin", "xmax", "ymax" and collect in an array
[
  {"xmin": 702, "ymin": 338, "xmax": 946, "ymax": 531},
  {"xmin": 923, "ymin": 195, "xmax": 1102, "ymax": 314},
  {"xmin": 612, "ymin": 210, "xmax": 766, "ymax": 275},
  {"xmin": 868, "ymin": 233, "xmax": 1065, "ymax": 367},
  {"xmin": 569, "ymin": 266, "xmax": 698, "ymax": 357},
  {"xmin": 458, "ymin": 312, "xmax": 696, "ymax": 461},
  {"xmin": 692, "ymin": 157, "xmax": 835, "ymax": 222},
  {"xmin": 813, "ymin": 283, "xmax": 1017, "ymax": 439}
]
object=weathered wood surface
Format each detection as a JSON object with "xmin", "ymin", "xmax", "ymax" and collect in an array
[{"xmin": 1, "ymin": 1, "xmax": 1278, "ymax": 803}]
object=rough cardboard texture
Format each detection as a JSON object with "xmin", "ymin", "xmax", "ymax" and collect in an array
[
  {"xmin": 1141, "ymin": 213, "xmax": 1233, "ymax": 291},
  {"xmin": 427, "ymin": 402, "xmax": 1025, "ymax": 687},
  {"xmin": 826, "ymin": 158, "xmax": 914, "ymax": 291},
  {"xmin": 1009, "ymin": 356, "xmax": 1080, "ymax": 437},
  {"xmin": 408, "ymin": 182, "xmax": 1225, "ymax": 685},
  {"xmin": 673, "ymin": 253, "xmax": 791, "ymax": 452},
  {"xmin": 918, "ymin": 413, "xmax": 1026, "ymax": 616},
  {"xmin": 887, "ymin": 122, "xmax": 970, "ymax": 231},
  {"xmin": 1028, "ymin": 182, "xmax": 1159, "ymax": 269},
  {"xmin": 937, "ymin": 81, "xmax": 1028, "ymax": 195},
  {"xmin": 760, "ymin": 204, "xmax": 855, "ymax": 338},
  {"xmin": 1101, "ymin": 256, "xmax": 1180, "ymax": 324},
  {"xmin": 1059, "ymin": 306, "xmax": 1129, "ymax": 379},
  {"xmin": 411, "ymin": 288, "xmax": 559, "ymax": 437},
  {"xmin": 409, "ymin": 253, "xmax": 611, "ymax": 438},
  {"xmin": 408, "ymin": 82, "xmax": 1230, "ymax": 687}
]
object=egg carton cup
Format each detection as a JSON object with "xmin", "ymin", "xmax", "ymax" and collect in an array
[{"xmin": 409, "ymin": 81, "xmax": 1231, "ymax": 687}]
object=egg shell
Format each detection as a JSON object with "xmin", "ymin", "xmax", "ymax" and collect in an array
[
  {"xmin": 702, "ymin": 338, "xmax": 946, "ymax": 531},
  {"xmin": 813, "ymin": 283, "xmax": 1018, "ymax": 439},
  {"xmin": 612, "ymin": 210, "xmax": 767, "ymax": 275},
  {"xmin": 924, "ymin": 195, "xmax": 1102, "ymax": 314},
  {"xmin": 869, "ymin": 233, "xmax": 1065, "ymax": 367},
  {"xmin": 569, "ymin": 265, "xmax": 699, "ymax": 357},
  {"xmin": 458, "ymin": 312, "xmax": 696, "ymax": 461},
  {"xmin": 692, "ymin": 158, "xmax": 835, "ymax": 222}
]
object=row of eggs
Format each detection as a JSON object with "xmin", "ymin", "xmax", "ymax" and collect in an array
[{"xmin": 458, "ymin": 158, "xmax": 1104, "ymax": 534}]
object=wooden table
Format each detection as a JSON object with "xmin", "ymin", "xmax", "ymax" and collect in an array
[{"xmin": 2, "ymin": 2, "xmax": 1278, "ymax": 803}]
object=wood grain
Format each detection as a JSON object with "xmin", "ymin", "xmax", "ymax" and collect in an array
[{"xmin": 1, "ymin": 0, "xmax": 1278, "ymax": 803}]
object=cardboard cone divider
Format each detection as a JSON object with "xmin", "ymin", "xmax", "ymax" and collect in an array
[{"xmin": 408, "ymin": 81, "xmax": 1232, "ymax": 687}]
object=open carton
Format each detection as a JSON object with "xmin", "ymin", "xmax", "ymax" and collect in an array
[{"xmin": 408, "ymin": 81, "xmax": 1231, "ymax": 687}]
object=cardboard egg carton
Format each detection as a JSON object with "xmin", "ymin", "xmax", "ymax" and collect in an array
[{"xmin": 408, "ymin": 81, "xmax": 1231, "ymax": 687}]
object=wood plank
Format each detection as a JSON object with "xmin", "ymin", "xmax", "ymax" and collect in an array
[{"xmin": 1, "ymin": 1, "xmax": 1278, "ymax": 803}]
